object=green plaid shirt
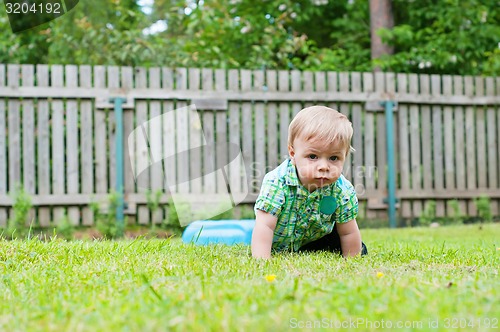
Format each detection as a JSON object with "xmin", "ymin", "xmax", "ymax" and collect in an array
[{"xmin": 254, "ymin": 159, "xmax": 358, "ymax": 252}]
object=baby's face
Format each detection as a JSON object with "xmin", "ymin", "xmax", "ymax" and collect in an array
[{"xmin": 289, "ymin": 136, "xmax": 347, "ymax": 192}]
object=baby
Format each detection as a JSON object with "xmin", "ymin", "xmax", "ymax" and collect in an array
[{"xmin": 251, "ymin": 105, "xmax": 367, "ymax": 259}]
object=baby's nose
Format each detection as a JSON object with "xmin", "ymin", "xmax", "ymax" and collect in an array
[{"xmin": 318, "ymin": 159, "xmax": 329, "ymax": 170}]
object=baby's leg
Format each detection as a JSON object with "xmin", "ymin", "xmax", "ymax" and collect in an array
[{"xmin": 298, "ymin": 224, "xmax": 368, "ymax": 256}]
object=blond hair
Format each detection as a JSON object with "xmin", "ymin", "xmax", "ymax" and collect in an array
[{"xmin": 288, "ymin": 105, "xmax": 354, "ymax": 155}]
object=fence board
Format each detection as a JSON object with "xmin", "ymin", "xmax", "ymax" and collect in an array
[
  {"xmin": 160, "ymin": 67, "xmax": 174, "ymax": 203},
  {"xmin": 121, "ymin": 67, "xmax": 136, "ymax": 225},
  {"xmin": 338, "ymin": 72, "xmax": 352, "ymax": 182},
  {"xmin": 188, "ymin": 68, "xmax": 202, "ymax": 194},
  {"xmin": 327, "ymin": 71, "xmax": 337, "ymax": 95},
  {"xmin": 107, "ymin": 67, "xmax": 119, "ymax": 194},
  {"xmin": 420, "ymin": 75, "xmax": 432, "ymax": 194},
  {"xmin": 240, "ymin": 70, "xmax": 254, "ymax": 192},
  {"xmin": 148, "ymin": 67, "xmax": 163, "ymax": 223},
  {"xmin": 442, "ymin": 76, "xmax": 455, "ymax": 193},
  {"xmin": 326, "ymin": 70, "xmax": 341, "ymax": 184},
  {"xmin": 135, "ymin": 67, "xmax": 150, "ymax": 224},
  {"xmin": 80, "ymin": 65, "xmax": 94, "ymax": 226},
  {"xmin": 215, "ymin": 69, "xmax": 228, "ymax": 194},
  {"xmin": 7, "ymin": 65, "xmax": 21, "ymax": 203},
  {"xmin": 397, "ymin": 73, "xmax": 411, "ymax": 218},
  {"xmin": 21, "ymin": 65, "xmax": 36, "ymax": 224},
  {"xmin": 172, "ymin": 68, "xmax": 187, "ymax": 194},
  {"xmin": 228, "ymin": 69, "xmax": 242, "ymax": 193},
  {"xmin": 278, "ymin": 71, "xmax": 290, "ymax": 163},
  {"xmin": 485, "ymin": 77, "xmax": 498, "ymax": 215},
  {"xmin": 266, "ymin": 70, "xmax": 278, "ymax": 169},
  {"xmin": 374, "ymin": 72, "xmax": 387, "ymax": 218},
  {"xmin": 315, "ymin": 71, "xmax": 326, "ymax": 92},
  {"xmin": 161, "ymin": 69, "xmax": 175, "ymax": 200},
  {"xmin": 431, "ymin": 74, "xmax": 445, "ymax": 216},
  {"xmin": 0, "ymin": 65, "xmax": 6, "ymax": 225},
  {"xmin": 475, "ymin": 77, "xmax": 487, "ymax": 190},
  {"xmin": 65, "ymin": 65, "xmax": 80, "ymax": 225},
  {"xmin": 94, "ymin": 66, "xmax": 108, "ymax": 202},
  {"xmin": 303, "ymin": 71, "xmax": 314, "ymax": 110},
  {"xmin": 162, "ymin": 100, "xmax": 176, "ymax": 196},
  {"xmin": 464, "ymin": 76, "xmax": 476, "ymax": 215},
  {"xmin": 50, "ymin": 65, "xmax": 66, "ymax": 222},
  {"xmin": 254, "ymin": 70, "xmax": 266, "ymax": 189},
  {"xmin": 491, "ymin": 77, "xmax": 500, "ymax": 216},
  {"xmin": 351, "ymin": 72, "xmax": 362, "ymax": 191},
  {"xmin": 362, "ymin": 72, "xmax": 376, "ymax": 219},
  {"xmin": 386, "ymin": 72, "xmax": 398, "ymax": 176},
  {"xmin": 291, "ymin": 70, "xmax": 302, "ymax": 119},
  {"xmin": 409, "ymin": 73, "xmax": 422, "ymax": 216},
  {"xmin": 201, "ymin": 68, "xmax": 215, "ymax": 193},
  {"xmin": 496, "ymin": 77, "xmax": 500, "ymax": 215},
  {"xmin": 374, "ymin": 72, "xmax": 386, "ymax": 193},
  {"xmin": 453, "ymin": 76, "xmax": 467, "ymax": 215},
  {"xmin": 36, "ymin": 66, "xmax": 50, "ymax": 226}
]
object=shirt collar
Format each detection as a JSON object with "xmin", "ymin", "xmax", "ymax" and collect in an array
[{"xmin": 285, "ymin": 159, "xmax": 300, "ymax": 186}]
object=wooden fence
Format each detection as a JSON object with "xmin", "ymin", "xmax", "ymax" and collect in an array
[{"xmin": 0, "ymin": 64, "xmax": 499, "ymax": 227}]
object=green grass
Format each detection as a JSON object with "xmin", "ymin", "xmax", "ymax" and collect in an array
[{"xmin": 1, "ymin": 224, "xmax": 499, "ymax": 331}]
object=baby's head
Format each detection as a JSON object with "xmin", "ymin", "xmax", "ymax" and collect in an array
[
  {"xmin": 287, "ymin": 106, "xmax": 354, "ymax": 192},
  {"xmin": 288, "ymin": 105, "xmax": 354, "ymax": 154}
]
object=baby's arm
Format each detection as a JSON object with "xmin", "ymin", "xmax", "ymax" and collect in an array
[
  {"xmin": 335, "ymin": 219, "xmax": 362, "ymax": 257},
  {"xmin": 251, "ymin": 210, "xmax": 278, "ymax": 259}
]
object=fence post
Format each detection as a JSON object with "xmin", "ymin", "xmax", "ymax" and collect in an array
[
  {"xmin": 111, "ymin": 97, "xmax": 127, "ymax": 234},
  {"xmin": 381, "ymin": 100, "xmax": 397, "ymax": 228}
]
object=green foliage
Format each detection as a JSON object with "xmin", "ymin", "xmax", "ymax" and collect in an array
[
  {"xmin": 164, "ymin": 196, "xmax": 188, "ymax": 236},
  {"xmin": 0, "ymin": 0, "xmax": 160, "ymax": 66},
  {"xmin": 208, "ymin": 205, "xmax": 236, "ymax": 220},
  {"xmin": 419, "ymin": 200, "xmax": 436, "ymax": 226},
  {"xmin": 447, "ymin": 200, "xmax": 464, "ymax": 225},
  {"xmin": 239, "ymin": 204, "xmax": 256, "ymax": 219},
  {"xmin": 378, "ymin": 0, "xmax": 500, "ymax": 75},
  {"xmin": 474, "ymin": 195, "xmax": 492, "ymax": 223},
  {"xmin": 90, "ymin": 191, "xmax": 124, "ymax": 239},
  {"xmin": 55, "ymin": 214, "xmax": 75, "ymax": 240},
  {"xmin": 6, "ymin": 186, "xmax": 33, "ymax": 239},
  {"xmin": 146, "ymin": 189, "xmax": 163, "ymax": 231},
  {"xmin": 1, "ymin": 0, "xmax": 497, "ymax": 75},
  {"xmin": 146, "ymin": 189, "xmax": 163, "ymax": 214}
]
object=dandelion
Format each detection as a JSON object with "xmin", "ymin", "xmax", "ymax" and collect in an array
[
  {"xmin": 497, "ymin": 248, "xmax": 500, "ymax": 251},
  {"xmin": 265, "ymin": 274, "xmax": 277, "ymax": 283},
  {"xmin": 376, "ymin": 272, "xmax": 384, "ymax": 278}
]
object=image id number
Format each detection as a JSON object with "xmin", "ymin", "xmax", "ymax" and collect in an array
[
  {"xmin": 5, "ymin": 2, "xmax": 62, "ymax": 14},
  {"xmin": 444, "ymin": 318, "xmax": 498, "ymax": 329}
]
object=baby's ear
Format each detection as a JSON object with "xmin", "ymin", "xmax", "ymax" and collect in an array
[{"xmin": 288, "ymin": 145, "xmax": 295, "ymax": 164}]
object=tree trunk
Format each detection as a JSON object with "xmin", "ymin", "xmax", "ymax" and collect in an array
[{"xmin": 369, "ymin": 0, "xmax": 394, "ymax": 70}]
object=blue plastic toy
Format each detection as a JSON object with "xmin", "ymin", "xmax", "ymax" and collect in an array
[{"xmin": 182, "ymin": 219, "xmax": 256, "ymax": 245}]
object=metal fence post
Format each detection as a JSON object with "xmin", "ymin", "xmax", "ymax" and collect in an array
[{"xmin": 110, "ymin": 97, "xmax": 126, "ymax": 233}]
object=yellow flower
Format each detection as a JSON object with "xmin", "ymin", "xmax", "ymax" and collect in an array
[
  {"xmin": 265, "ymin": 274, "xmax": 277, "ymax": 283},
  {"xmin": 497, "ymin": 248, "xmax": 500, "ymax": 251},
  {"xmin": 376, "ymin": 272, "xmax": 384, "ymax": 278}
]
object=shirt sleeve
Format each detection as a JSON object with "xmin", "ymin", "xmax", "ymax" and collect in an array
[
  {"xmin": 254, "ymin": 175, "xmax": 286, "ymax": 217},
  {"xmin": 333, "ymin": 181, "xmax": 358, "ymax": 224}
]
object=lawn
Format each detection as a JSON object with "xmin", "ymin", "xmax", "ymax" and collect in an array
[{"xmin": 1, "ymin": 224, "xmax": 499, "ymax": 331}]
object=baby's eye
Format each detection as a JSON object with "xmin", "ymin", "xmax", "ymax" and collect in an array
[
  {"xmin": 308, "ymin": 154, "xmax": 318, "ymax": 160},
  {"xmin": 330, "ymin": 156, "xmax": 339, "ymax": 161}
]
